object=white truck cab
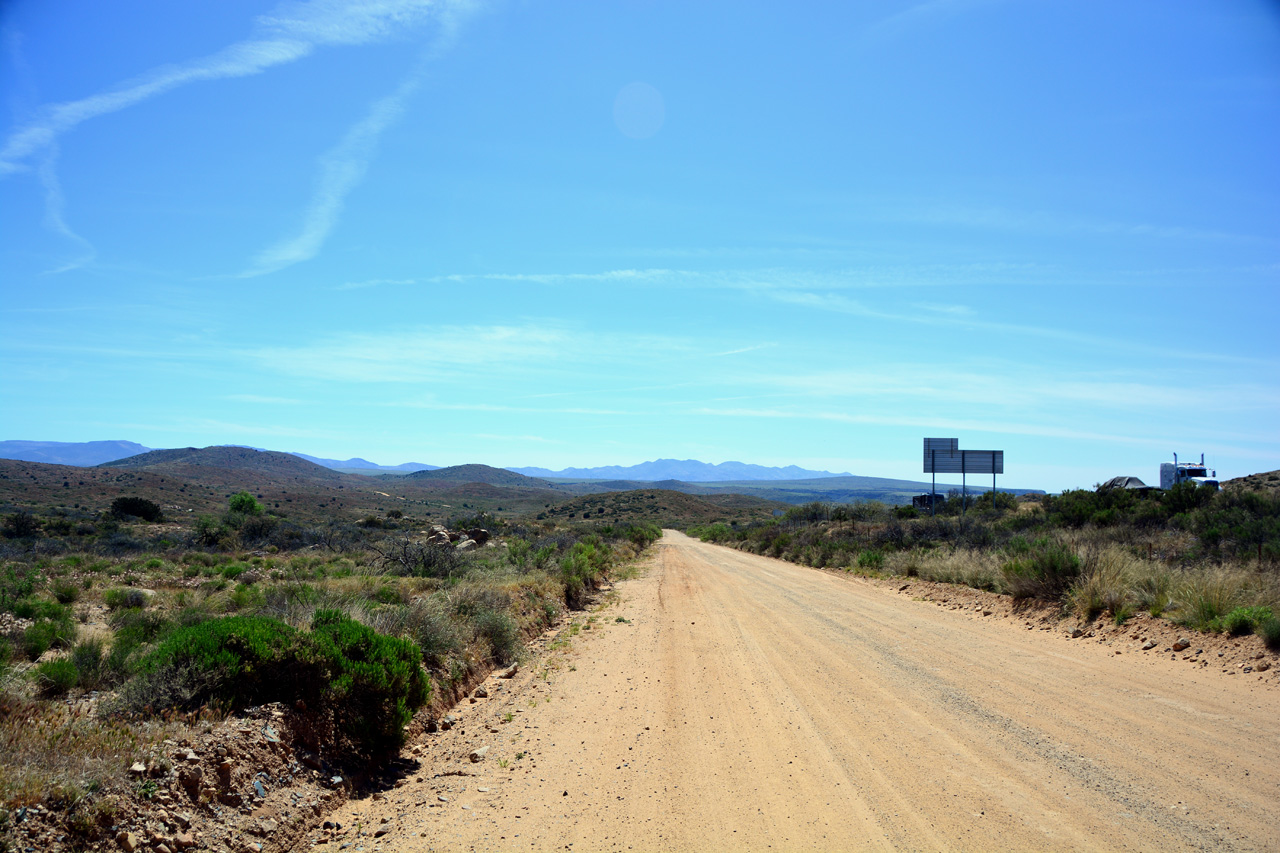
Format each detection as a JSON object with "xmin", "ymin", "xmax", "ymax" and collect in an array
[{"xmin": 1159, "ymin": 452, "xmax": 1219, "ymax": 491}]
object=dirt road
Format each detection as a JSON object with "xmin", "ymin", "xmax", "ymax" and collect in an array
[{"xmin": 325, "ymin": 531, "xmax": 1279, "ymax": 852}]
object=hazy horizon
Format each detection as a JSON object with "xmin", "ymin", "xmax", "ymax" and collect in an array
[{"xmin": 2, "ymin": 1, "xmax": 1277, "ymax": 493}]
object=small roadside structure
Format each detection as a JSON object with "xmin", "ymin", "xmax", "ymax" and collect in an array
[{"xmin": 912, "ymin": 493, "xmax": 945, "ymax": 510}]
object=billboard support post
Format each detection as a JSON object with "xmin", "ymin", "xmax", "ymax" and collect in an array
[{"xmin": 923, "ymin": 438, "xmax": 1003, "ymax": 517}]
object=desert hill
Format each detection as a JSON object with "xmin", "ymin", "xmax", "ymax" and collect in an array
[
  {"xmin": 403, "ymin": 464, "xmax": 554, "ymax": 489},
  {"xmin": 101, "ymin": 446, "xmax": 346, "ymax": 483},
  {"xmin": 1224, "ymin": 470, "xmax": 1280, "ymax": 494}
]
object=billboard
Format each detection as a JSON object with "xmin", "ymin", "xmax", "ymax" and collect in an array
[{"xmin": 923, "ymin": 438, "xmax": 1003, "ymax": 475}]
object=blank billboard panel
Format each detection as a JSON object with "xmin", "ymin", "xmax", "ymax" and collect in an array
[{"xmin": 924, "ymin": 440, "xmax": 1003, "ymax": 474}]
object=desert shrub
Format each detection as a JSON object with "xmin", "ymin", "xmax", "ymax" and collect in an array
[
  {"xmin": 378, "ymin": 540, "xmax": 463, "ymax": 579},
  {"xmin": 1218, "ymin": 606, "xmax": 1273, "ymax": 637},
  {"xmin": 1164, "ymin": 482, "xmax": 1217, "ymax": 516},
  {"xmin": 857, "ymin": 549, "xmax": 885, "ymax": 570},
  {"xmin": 0, "ymin": 564, "xmax": 37, "ymax": 612},
  {"xmin": 12, "ymin": 598, "xmax": 69, "ymax": 621},
  {"xmin": 22, "ymin": 617, "xmax": 77, "ymax": 660},
  {"xmin": 559, "ymin": 541, "xmax": 608, "ymax": 609},
  {"xmin": 34, "ymin": 658, "xmax": 79, "ymax": 697},
  {"xmin": 311, "ymin": 609, "xmax": 429, "ymax": 754},
  {"xmin": 70, "ymin": 638, "xmax": 108, "ymax": 689},
  {"xmin": 220, "ymin": 562, "xmax": 248, "ymax": 581},
  {"xmin": 472, "ymin": 609, "xmax": 520, "ymax": 666},
  {"xmin": 109, "ymin": 497, "xmax": 164, "ymax": 523},
  {"xmin": 1066, "ymin": 548, "xmax": 1135, "ymax": 622},
  {"xmin": 51, "ymin": 581, "xmax": 80, "ymax": 605},
  {"xmin": 238, "ymin": 514, "xmax": 279, "ymax": 543},
  {"xmin": 120, "ymin": 610, "xmax": 429, "ymax": 755},
  {"xmin": 396, "ymin": 600, "xmax": 464, "ymax": 668},
  {"xmin": 193, "ymin": 515, "xmax": 230, "ymax": 548},
  {"xmin": 228, "ymin": 492, "xmax": 263, "ymax": 516},
  {"xmin": 125, "ymin": 615, "xmax": 327, "ymax": 714},
  {"xmin": 1174, "ymin": 573, "xmax": 1248, "ymax": 630},
  {"xmin": 692, "ymin": 522, "xmax": 733, "ymax": 543},
  {"xmin": 103, "ymin": 587, "xmax": 149, "ymax": 610},
  {"xmin": 1001, "ymin": 541, "xmax": 1082, "ymax": 601},
  {"xmin": 110, "ymin": 608, "xmax": 173, "ymax": 646},
  {"xmin": 1, "ymin": 510, "xmax": 40, "ymax": 539},
  {"xmin": 1258, "ymin": 616, "xmax": 1280, "ymax": 651}
]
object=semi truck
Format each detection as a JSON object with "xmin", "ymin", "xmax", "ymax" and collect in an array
[{"xmin": 1160, "ymin": 452, "xmax": 1219, "ymax": 491}]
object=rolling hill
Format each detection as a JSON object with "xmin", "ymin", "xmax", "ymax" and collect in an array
[
  {"xmin": 402, "ymin": 464, "xmax": 555, "ymax": 489},
  {"xmin": 100, "ymin": 446, "xmax": 347, "ymax": 483}
]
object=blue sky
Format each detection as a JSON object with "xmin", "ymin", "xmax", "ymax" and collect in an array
[{"xmin": 1, "ymin": 0, "xmax": 1277, "ymax": 492}]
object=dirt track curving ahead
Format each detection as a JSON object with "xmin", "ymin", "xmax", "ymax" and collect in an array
[{"xmin": 328, "ymin": 531, "xmax": 1280, "ymax": 852}]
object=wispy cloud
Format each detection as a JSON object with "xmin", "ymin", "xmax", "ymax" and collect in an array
[
  {"xmin": 710, "ymin": 343, "xmax": 776, "ymax": 357},
  {"xmin": 37, "ymin": 147, "xmax": 96, "ymax": 273},
  {"xmin": 240, "ymin": 71, "xmax": 424, "ymax": 276},
  {"xmin": 225, "ymin": 394, "xmax": 305, "ymax": 405},
  {"xmin": 0, "ymin": 1, "xmax": 470, "ymax": 176},
  {"xmin": 247, "ymin": 324, "xmax": 571, "ymax": 382},
  {"xmin": 2, "ymin": 0, "xmax": 477, "ymax": 273}
]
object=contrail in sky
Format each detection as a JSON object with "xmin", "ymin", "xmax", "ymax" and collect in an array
[
  {"xmin": 240, "ymin": 71, "xmax": 423, "ymax": 277},
  {"xmin": 0, "ymin": 0, "xmax": 467, "ymax": 176}
]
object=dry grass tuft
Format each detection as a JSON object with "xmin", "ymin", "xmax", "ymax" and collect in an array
[{"xmin": 0, "ymin": 688, "xmax": 187, "ymax": 811}]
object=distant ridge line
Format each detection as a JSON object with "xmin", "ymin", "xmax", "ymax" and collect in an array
[{"xmin": 506, "ymin": 458, "xmax": 853, "ymax": 483}]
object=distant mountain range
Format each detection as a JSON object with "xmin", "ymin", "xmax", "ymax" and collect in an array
[
  {"xmin": 0, "ymin": 440, "xmax": 152, "ymax": 467},
  {"xmin": 0, "ymin": 442, "xmax": 1048, "ymax": 507},
  {"xmin": 508, "ymin": 459, "xmax": 852, "ymax": 482},
  {"xmin": 0, "ymin": 442, "xmax": 849, "ymax": 483},
  {"xmin": 289, "ymin": 453, "xmax": 438, "ymax": 473}
]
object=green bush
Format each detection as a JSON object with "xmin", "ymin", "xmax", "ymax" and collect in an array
[
  {"xmin": 473, "ymin": 609, "xmax": 521, "ymax": 666},
  {"xmin": 397, "ymin": 601, "xmax": 464, "ymax": 668},
  {"xmin": 1258, "ymin": 616, "xmax": 1280, "ymax": 651},
  {"xmin": 1001, "ymin": 542, "xmax": 1082, "ymax": 600},
  {"xmin": 311, "ymin": 609, "xmax": 429, "ymax": 754},
  {"xmin": 228, "ymin": 492, "xmax": 263, "ymax": 516},
  {"xmin": 2, "ymin": 510, "xmax": 40, "ymax": 539},
  {"xmin": 122, "ymin": 610, "xmax": 428, "ymax": 755},
  {"xmin": 104, "ymin": 587, "xmax": 149, "ymax": 610},
  {"xmin": 70, "ymin": 638, "xmax": 108, "ymax": 689},
  {"xmin": 110, "ymin": 497, "xmax": 164, "ymax": 522},
  {"xmin": 560, "ymin": 542, "xmax": 607, "ymax": 609},
  {"xmin": 34, "ymin": 658, "xmax": 79, "ymax": 697},
  {"xmin": 22, "ymin": 617, "xmax": 77, "ymax": 660},
  {"xmin": 130, "ymin": 615, "xmax": 327, "ymax": 712},
  {"xmin": 857, "ymin": 549, "xmax": 885, "ymax": 570},
  {"xmin": 0, "ymin": 565, "xmax": 37, "ymax": 612},
  {"xmin": 1218, "ymin": 606, "xmax": 1274, "ymax": 637},
  {"xmin": 51, "ymin": 581, "xmax": 80, "ymax": 605}
]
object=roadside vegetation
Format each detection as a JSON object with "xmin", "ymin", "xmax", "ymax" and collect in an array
[
  {"xmin": 0, "ymin": 493, "xmax": 659, "ymax": 840},
  {"xmin": 689, "ymin": 483, "xmax": 1280, "ymax": 644}
]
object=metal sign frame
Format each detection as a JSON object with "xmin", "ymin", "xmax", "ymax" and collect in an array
[{"xmin": 923, "ymin": 438, "xmax": 1004, "ymax": 515}]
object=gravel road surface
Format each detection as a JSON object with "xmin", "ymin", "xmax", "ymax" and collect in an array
[{"xmin": 326, "ymin": 530, "xmax": 1279, "ymax": 852}]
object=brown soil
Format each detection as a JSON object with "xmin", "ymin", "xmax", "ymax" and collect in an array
[{"xmin": 311, "ymin": 531, "xmax": 1280, "ymax": 852}]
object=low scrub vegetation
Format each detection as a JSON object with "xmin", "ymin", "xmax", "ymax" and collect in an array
[
  {"xmin": 690, "ymin": 485, "xmax": 1280, "ymax": 639},
  {"xmin": 0, "ymin": 490, "xmax": 661, "ymax": 830}
]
